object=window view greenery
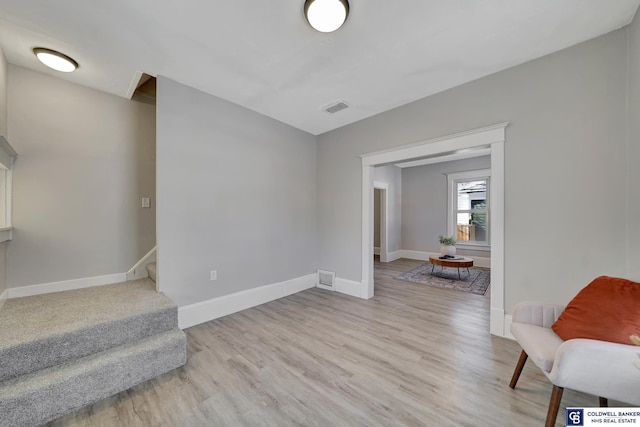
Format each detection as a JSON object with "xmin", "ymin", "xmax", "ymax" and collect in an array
[{"xmin": 456, "ymin": 180, "xmax": 488, "ymax": 244}]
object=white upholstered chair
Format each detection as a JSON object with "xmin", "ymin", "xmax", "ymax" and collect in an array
[{"xmin": 509, "ymin": 301, "xmax": 640, "ymax": 427}]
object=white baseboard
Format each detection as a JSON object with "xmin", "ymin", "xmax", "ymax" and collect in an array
[
  {"xmin": 490, "ymin": 307, "xmax": 505, "ymax": 337},
  {"xmin": 127, "ymin": 246, "xmax": 157, "ymax": 281},
  {"xmin": 334, "ymin": 277, "xmax": 365, "ymax": 298},
  {"xmin": 503, "ymin": 314, "xmax": 514, "ymax": 340},
  {"xmin": 178, "ymin": 273, "xmax": 317, "ymax": 329},
  {"xmin": 469, "ymin": 255, "xmax": 491, "ymax": 268},
  {"xmin": 8, "ymin": 273, "xmax": 128, "ymax": 299},
  {"xmin": 386, "ymin": 250, "xmax": 403, "ymax": 262},
  {"xmin": 7, "ymin": 247, "xmax": 159, "ymax": 299},
  {"xmin": 373, "ymin": 247, "xmax": 380, "ymax": 255},
  {"xmin": 6, "ymin": 246, "xmax": 158, "ymax": 299},
  {"xmin": 397, "ymin": 250, "xmax": 431, "ymax": 261}
]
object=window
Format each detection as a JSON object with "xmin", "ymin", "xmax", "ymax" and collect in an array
[
  {"xmin": 0, "ymin": 135, "xmax": 17, "ymax": 242},
  {"xmin": 447, "ymin": 169, "xmax": 490, "ymax": 250}
]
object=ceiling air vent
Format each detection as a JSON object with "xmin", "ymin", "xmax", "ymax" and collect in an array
[{"xmin": 322, "ymin": 100, "xmax": 349, "ymax": 114}]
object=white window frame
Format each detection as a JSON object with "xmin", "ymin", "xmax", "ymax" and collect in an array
[
  {"xmin": 446, "ymin": 169, "xmax": 491, "ymax": 251},
  {"xmin": 0, "ymin": 135, "xmax": 17, "ymax": 243}
]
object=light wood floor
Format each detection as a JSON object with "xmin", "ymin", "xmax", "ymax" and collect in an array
[{"xmin": 48, "ymin": 258, "xmax": 614, "ymax": 427}]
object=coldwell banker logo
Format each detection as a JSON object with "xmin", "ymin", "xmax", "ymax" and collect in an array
[{"xmin": 567, "ymin": 408, "xmax": 584, "ymax": 426}]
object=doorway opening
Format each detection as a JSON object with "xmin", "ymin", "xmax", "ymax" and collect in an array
[
  {"xmin": 360, "ymin": 123, "xmax": 508, "ymax": 336},
  {"xmin": 373, "ymin": 183, "xmax": 388, "ymax": 262}
]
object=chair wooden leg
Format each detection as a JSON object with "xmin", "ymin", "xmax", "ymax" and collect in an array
[
  {"xmin": 545, "ymin": 386, "xmax": 564, "ymax": 427},
  {"xmin": 509, "ymin": 350, "xmax": 528, "ymax": 389},
  {"xmin": 599, "ymin": 397, "xmax": 609, "ymax": 407}
]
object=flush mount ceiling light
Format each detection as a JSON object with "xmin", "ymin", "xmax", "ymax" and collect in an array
[
  {"xmin": 33, "ymin": 47, "xmax": 78, "ymax": 73},
  {"xmin": 304, "ymin": 0, "xmax": 349, "ymax": 33}
]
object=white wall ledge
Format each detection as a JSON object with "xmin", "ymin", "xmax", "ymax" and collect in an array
[{"xmin": 0, "ymin": 226, "xmax": 12, "ymax": 242}]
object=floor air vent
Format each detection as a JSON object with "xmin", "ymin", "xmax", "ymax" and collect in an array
[{"xmin": 317, "ymin": 270, "xmax": 336, "ymax": 291}]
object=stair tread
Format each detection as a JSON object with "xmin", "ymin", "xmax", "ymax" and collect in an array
[
  {"xmin": 0, "ymin": 328, "xmax": 186, "ymax": 427},
  {"xmin": 0, "ymin": 278, "xmax": 178, "ymax": 382},
  {"xmin": 0, "ymin": 278, "xmax": 169, "ymax": 348},
  {"xmin": 0, "ymin": 328, "xmax": 185, "ymax": 392}
]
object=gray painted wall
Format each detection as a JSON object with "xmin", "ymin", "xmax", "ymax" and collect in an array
[
  {"xmin": 0, "ymin": 242, "xmax": 6, "ymax": 300},
  {"xmin": 374, "ymin": 165, "xmax": 402, "ymax": 254},
  {"xmin": 402, "ymin": 156, "xmax": 490, "ymax": 257},
  {"xmin": 156, "ymin": 77, "xmax": 317, "ymax": 307},
  {"xmin": 0, "ymin": 48, "xmax": 7, "ymax": 302},
  {"xmin": 373, "ymin": 189, "xmax": 380, "ymax": 248},
  {"xmin": 317, "ymin": 29, "xmax": 629, "ymax": 312},
  {"xmin": 7, "ymin": 66, "xmax": 156, "ymax": 287},
  {"xmin": 628, "ymin": 10, "xmax": 640, "ymax": 281},
  {"xmin": 0, "ymin": 47, "xmax": 7, "ymax": 136}
]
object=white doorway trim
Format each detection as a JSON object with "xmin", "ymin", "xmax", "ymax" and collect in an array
[
  {"xmin": 373, "ymin": 183, "xmax": 389, "ymax": 262},
  {"xmin": 360, "ymin": 122, "xmax": 508, "ymax": 336}
]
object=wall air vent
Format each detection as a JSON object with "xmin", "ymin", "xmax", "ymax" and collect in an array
[
  {"xmin": 317, "ymin": 269, "xmax": 336, "ymax": 291},
  {"xmin": 322, "ymin": 100, "xmax": 349, "ymax": 114}
]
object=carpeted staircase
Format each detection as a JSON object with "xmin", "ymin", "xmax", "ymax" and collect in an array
[{"xmin": 0, "ymin": 278, "xmax": 186, "ymax": 426}]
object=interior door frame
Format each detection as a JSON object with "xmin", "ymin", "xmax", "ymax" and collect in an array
[{"xmin": 360, "ymin": 122, "xmax": 508, "ymax": 336}]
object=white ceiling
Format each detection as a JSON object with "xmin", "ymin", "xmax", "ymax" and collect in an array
[{"xmin": 0, "ymin": 0, "xmax": 638, "ymax": 135}]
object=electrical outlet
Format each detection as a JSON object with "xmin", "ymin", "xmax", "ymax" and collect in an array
[
  {"xmin": 210, "ymin": 270, "xmax": 217, "ymax": 281},
  {"xmin": 141, "ymin": 198, "xmax": 150, "ymax": 208}
]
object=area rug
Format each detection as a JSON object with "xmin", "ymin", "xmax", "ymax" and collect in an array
[{"xmin": 394, "ymin": 262, "xmax": 491, "ymax": 295}]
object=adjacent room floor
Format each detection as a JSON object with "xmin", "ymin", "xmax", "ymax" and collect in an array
[{"xmin": 48, "ymin": 258, "xmax": 620, "ymax": 426}]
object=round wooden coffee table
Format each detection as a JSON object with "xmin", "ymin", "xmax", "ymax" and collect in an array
[{"xmin": 428, "ymin": 255, "xmax": 474, "ymax": 279}]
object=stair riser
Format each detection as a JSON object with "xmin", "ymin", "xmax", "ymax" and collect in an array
[
  {"xmin": 0, "ymin": 307, "xmax": 177, "ymax": 383},
  {"xmin": 0, "ymin": 329, "xmax": 186, "ymax": 427}
]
